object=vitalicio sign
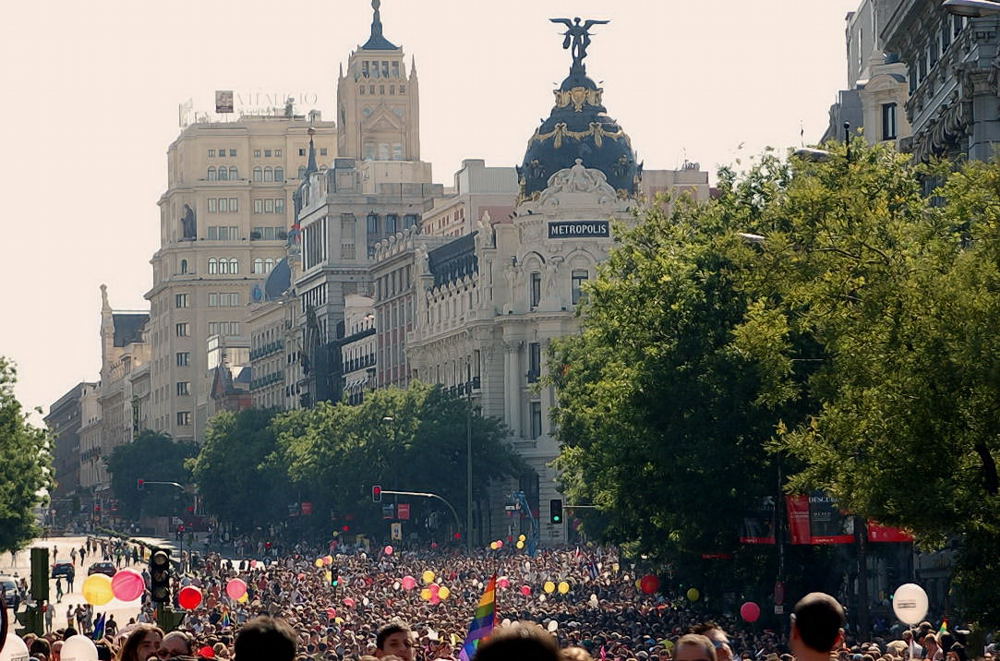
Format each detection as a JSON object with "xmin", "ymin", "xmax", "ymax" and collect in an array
[{"xmin": 548, "ymin": 221, "xmax": 610, "ymax": 239}]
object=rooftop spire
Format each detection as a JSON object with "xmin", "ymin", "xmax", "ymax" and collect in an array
[
  {"xmin": 306, "ymin": 128, "xmax": 318, "ymax": 176},
  {"xmin": 361, "ymin": 0, "xmax": 398, "ymax": 50}
]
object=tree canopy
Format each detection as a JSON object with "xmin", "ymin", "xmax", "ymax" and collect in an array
[
  {"xmin": 106, "ymin": 430, "xmax": 197, "ymax": 519},
  {"xmin": 0, "ymin": 357, "xmax": 51, "ymax": 553}
]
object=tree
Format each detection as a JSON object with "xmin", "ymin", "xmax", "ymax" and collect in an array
[
  {"xmin": 189, "ymin": 409, "xmax": 291, "ymax": 531},
  {"xmin": 550, "ymin": 162, "xmax": 819, "ymax": 595},
  {"xmin": 106, "ymin": 431, "xmax": 197, "ymax": 519},
  {"xmin": 271, "ymin": 383, "xmax": 528, "ymax": 540},
  {"xmin": 0, "ymin": 357, "xmax": 52, "ymax": 552}
]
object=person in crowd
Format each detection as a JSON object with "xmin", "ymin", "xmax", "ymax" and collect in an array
[
  {"xmin": 674, "ymin": 635, "xmax": 717, "ymax": 661},
  {"xmin": 790, "ymin": 593, "xmax": 846, "ymax": 661},
  {"xmin": 375, "ymin": 621, "xmax": 414, "ymax": 661},
  {"xmin": 116, "ymin": 624, "xmax": 165, "ymax": 661},
  {"xmin": 234, "ymin": 616, "xmax": 297, "ymax": 661},
  {"xmin": 473, "ymin": 621, "xmax": 560, "ymax": 661},
  {"xmin": 158, "ymin": 631, "xmax": 196, "ymax": 659}
]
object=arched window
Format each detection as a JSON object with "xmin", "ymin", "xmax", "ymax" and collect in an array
[
  {"xmin": 274, "ymin": 167, "xmax": 284, "ymax": 182},
  {"xmin": 264, "ymin": 167, "xmax": 273, "ymax": 182},
  {"xmin": 180, "ymin": 259, "xmax": 188, "ymax": 274},
  {"xmin": 230, "ymin": 258, "xmax": 239, "ymax": 274},
  {"xmin": 218, "ymin": 259, "xmax": 228, "ymax": 275},
  {"xmin": 208, "ymin": 258, "xmax": 218, "ymax": 274},
  {"xmin": 265, "ymin": 258, "xmax": 275, "ymax": 273},
  {"xmin": 207, "ymin": 167, "xmax": 217, "ymax": 181},
  {"xmin": 229, "ymin": 166, "xmax": 238, "ymax": 180},
  {"xmin": 253, "ymin": 258, "xmax": 264, "ymax": 274},
  {"xmin": 253, "ymin": 167, "xmax": 263, "ymax": 182},
  {"xmin": 218, "ymin": 167, "xmax": 229, "ymax": 181}
]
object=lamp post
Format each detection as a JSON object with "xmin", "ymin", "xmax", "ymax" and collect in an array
[
  {"xmin": 943, "ymin": 0, "xmax": 1000, "ymax": 16},
  {"xmin": 466, "ymin": 384, "xmax": 473, "ymax": 553}
]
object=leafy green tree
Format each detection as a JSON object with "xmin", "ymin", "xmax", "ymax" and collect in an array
[
  {"xmin": 0, "ymin": 358, "xmax": 52, "ymax": 552},
  {"xmin": 189, "ymin": 409, "xmax": 291, "ymax": 531},
  {"xmin": 107, "ymin": 430, "xmax": 197, "ymax": 519},
  {"xmin": 272, "ymin": 383, "xmax": 528, "ymax": 540}
]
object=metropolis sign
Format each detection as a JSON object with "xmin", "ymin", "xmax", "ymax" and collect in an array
[{"xmin": 547, "ymin": 221, "xmax": 610, "ymax": 239}]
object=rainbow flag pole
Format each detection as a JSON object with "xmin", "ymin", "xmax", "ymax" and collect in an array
[{"xmin": 459, "ymin": 574, "xmax": 498, "ymax": 661}]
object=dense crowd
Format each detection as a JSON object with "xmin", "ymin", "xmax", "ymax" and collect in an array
[{"xmin": 7, "ymin": 538, "xmax": 995, "ymax": 661}]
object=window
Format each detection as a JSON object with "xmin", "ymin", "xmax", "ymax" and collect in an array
[
  {"xmin": 175, "ymin": 293, "xmax": 189, "ymax": 308},
  {"xmin": 572, "ymin": 269, "xmax": 589, "ymax": 304},
  {"xmin": 275, "ymin": 149, "xmax": 281, "ymax": 157},
  {"xmin": 229, "ymin": 197, "xmax": 238, "ymax": 211},
  {"xmin": 180, "ymin": 259, "xmax": 188, "ymax": 274},
  {"xmin": 209, "ymin": 293, "xmax": 217, "ymax": 307},
  {"xmin": 341, "ymin": 214, "xmax": 356, "ymax": 260},
  {"xmin": 254, "ymin": 199, "xmax": 263, "ymax": 214},
  {"xmin": 208, "ymin": 167, "xmax": 217, "ymax": 181},
  {"xmin": 954, "ymin": 14, "xmax": 964, "ymax": 38},
  {"xmin": 367, "ymin": 213, "xmax": 379, "ymax": 234},
  {"xmin": 320, "ymin": 148, "xmax": 328, "ymax": 156},
  {"xmin": 264, "ymin": 167, "xmax": 273, "ymax": 182},
  {"xmin": 176, "ymin": 323, "xmax": 189, "ymax": 337},
  {"xmin": 942, "ymin": 20, "xmax": 952, "ymax": 51},
  {"xmin": 264, "ymin": 149, "xmax": 272, "ymax": 157},
  {"xmin": 391, "ymin": 61, "xmax": 400, "ymax": 77},
  {"xmin": 399, "ymin": 84, "xmax": 405, "ymax": 94},
  {"xmin": 176, "ymin": 352, "xmax": 190, "ymax": 367},
  {"xmin": 177, "ymin": 411, "xmax": 191, "ymax": 426},
  {"xmin": 253, "ymin": 167, "xmax": 263, "ymax": 182},
  {"xmin": 276, "ymin": 198, "xmax": 285, "ymax": 213},
  {"xmin": 404, "ymin": 214, "xmax": 418, "ymax": 229},
  {"xmin": 265, "ymin": 199, "xmax": 274, "ymax": 213},
  {"xmin": 264, "ymin": 258, "xmax": 274, "ymax": 273},
  {"xmin": 528, "ymin": 342, "xmax": 541, "ymax": 383},
  {"xmin": 254, "ymin": 149, "xmax": 261, "ymax": 158},
  {"xmin": 530, "ymin": 401, "xmax": 542, "ymax": 440},
  {"xmin": 208, "ymin": 149, "xmax": 216, "ymax": 157},
  {"xmin": 882, "ymin": 103, "xmax": 898, "ymax": 141},
  {"xmin": 217, "ymin": 146, "xmax": 225, "ymax": 155},
  {"xmin": 385, "ymin": 214, "xmax": 398, "ymax": 234},
  {"xmin": 530, "ymin": 272, "xmax": 542, "ymax": 308},
  {"xmin": 253, "ymin": 258, "xmax": 264, "ymax": 274},
  {"xmin": 229, "ymin": 167, "xmax": 238, "ymax": 180},
  {"xmin": 360, "ymin": 85, "xmax": 366, "ymax": 95},
  {"xmin": 229, "ymin": 258, "xmax": 239, "ymax": 274},
  {"xmin": 218, "ymin": 167, "xmax": 229, "ymax": 181},
  {"xmin": 274, "ymin": 167, "xmax": 284, "ymax": 181},
  {"xmin": 208, "ymin": 258, "xmax": 218, "ymax": 274},
  {"xmin": 208, "ymin": 321, "xmax": 240, "ymax": 336},
  {"xmin": 298, "ymin": 148, "xmax": 306, "ymax": 156},
  {"xmin": 229, "ymin": 149, "xmax": 237, "ymax": 157},
  {"xmin": 208, "ymin": 198, "xmax": 217, "ymax": 213},
  {"xmin": 176, "ymin": 382, "xmax": 190, "ymax": 396},
  {"xmin": 219, "ymin": 198, "xmax": 229, "ymax": 213}
]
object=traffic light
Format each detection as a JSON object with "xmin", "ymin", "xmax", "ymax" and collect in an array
[
  {"xmin": 372, "ymin": 485, "xmax": 382, "ymax": 502},
  {"xmin": 549, "ymin": 499, "xmax": 563, "ymax": 524},
  {"xmin": 30, "ymin": 547, "xmax": 49, "ymax": 603},
  {"xmin": 149, "ymin": 549, "xmax": 171, "ymax": 604},
  {"xmin": 331, "ymin": 571, "xmax": 339, "ymax": 587},
  {"xmin": 137, "ymin": 479, "xmax": 145, "ymax": 491}
]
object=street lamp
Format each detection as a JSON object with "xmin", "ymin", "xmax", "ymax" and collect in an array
[{"xmin": 943, "ymin": 0, "xmax": 1000, "ymax": 17}]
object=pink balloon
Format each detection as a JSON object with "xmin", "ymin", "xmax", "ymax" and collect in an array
[
  {"xmin": 384, "ymin": 545, "xmax": 394, "ymax": 555},
  {"xmin": 326, "ymin": 608, "xmax": 337, "ymax": 619},
  {"xmin": 498, "ymin": 578, "xmax": 511, "ymax": 589},
  {"xmin": 401, "ymin": 576, "xmax": 417, "ymax": 590},
  {"xmin": 430, "ymin": 595, "xmax": 441, "ymax": 605},
  {"xmin": 496, "ymin": 541, "xmax": 503, "ymax": 549},
  {"xmin": 740, "ymin": 601, "xmax": 761, "ymax": 623},
  {"xmin": 429, "ymin": 583, "xmax": 440, "ymax": 595},
  {"xmin": 520, "ymin": 585, "xmax": 532, "ymax": 596},
  {"xmin": 343, "ymin": 597, "xmax": 356, "ymax": 608},
  {"xmin": 226, "ymin": 579, "xmax": 247, "ymax": 601},
  {"xmin": 111, "ymin": 569, "xmax": 144, "ymax": 602}
]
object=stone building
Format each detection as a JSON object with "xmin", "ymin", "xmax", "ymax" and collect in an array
[
  {"xmin": 421, "ymin": 160, "xmax": 518, "ymax": 238},
  {"xmin": 880, "ymin": 0, "xmax": 995, "ymax": 161},
  {"xmin": 45, "ymin": 382, "xmax": 97, "ymax": 508},
  {"xmin": 341, "ymin": 294, "xmax": 377, "ymax": 404},
  {"xmin": 77, "ymin": 382, "xmax": 103, "ymax": 494},
  {"xmin": 145, "ymin": 109, "xmax": 336, "ymax": 441}
]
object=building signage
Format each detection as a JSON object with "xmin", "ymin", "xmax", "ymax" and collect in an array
[
  {"xmin": 548, "ymin": 221, "xmax": 610, "ymax": 239},
  {"xmin": 215, "ymin": 90, "xmax": 234, "ymax": 114}
]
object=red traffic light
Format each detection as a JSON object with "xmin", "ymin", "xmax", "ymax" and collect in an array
[
  {"xmin": 137, "ymin": 479, "xmax": 144, "ymax": 491},
  {"xmin": 372, "ymin": 485, "xmax": 382, "ymax": 502},
  {"xmin": 453, "ymin": 532, "xmax": 462, "ymax": 540},
  {"xmin": 342, "ymin": 525, "xmax": 351, "ymax": 532}
]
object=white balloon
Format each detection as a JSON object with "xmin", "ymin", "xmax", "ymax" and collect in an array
[
  {"xmin": 892, "ymin": 583, "xmax": 929, "ymax": 625},
  {"xmin": 547, "ymin": 620, "xmax": 559, "ymax": 632},
  {"xmin": 61, "ymin": 636, "xmax": 99, "ymax": 661},
  {"xmin": 501, "ymin": 618, "xmax": 512, "ymax": 627},
  {"xmin": 1, "ymin": 634, "xmax": 30, "ymax": 661}
]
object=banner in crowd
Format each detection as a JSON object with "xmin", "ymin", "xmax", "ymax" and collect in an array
[
  {"xmin": 740, "ymin": 496, "xmax": 777, "ymax": 544},
  {"xmin": 867, "ymin": 522, "xmax": 914, "ymax": 542},
  {"xmin": 786, "ymin": 493, "xmax": 855, "ymax": 544}
]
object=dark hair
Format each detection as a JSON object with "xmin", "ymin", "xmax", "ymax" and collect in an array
[
  {"xmin": 472, "ymin": 621, "xmax": 559, "ymax": 661},
  {"xmin": 30, "ymin": 639, "xmax": 51, "ymax": 658},
  {"xmin": 793, "ymin": 593, "xmax": 845, "ymax": 653},
  {"xmin": 375, "ymin": 620, "xmax": 412, "ymax": 650},
  {"xmin": 116, "ymin": 624, "xmax": 164, "ymax": 661},
  {"xmin": 235, "ymin": 617, "xmax": 297, "ymax": 661},
  {"xmin": 95, "ymin": 643, "xmax": 113, "ymax": 661}
]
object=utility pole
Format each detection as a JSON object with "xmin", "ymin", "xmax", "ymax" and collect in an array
[{"xmin": 466, "ymin": 384, "xmax": 473, "ymax": 553}]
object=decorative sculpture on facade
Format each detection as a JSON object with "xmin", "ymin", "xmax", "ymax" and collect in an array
[
  {"xmin": 180, "ymin": 204, "xmax": 197, "ymax": 239},
  {"xmin": 550, "ymin": 17, "xmax": 609, "ymax": 73}
]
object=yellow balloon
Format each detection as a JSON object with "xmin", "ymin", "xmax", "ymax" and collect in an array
[
  {"xmin": 420, "ymin": 588, "xmax": 433, "ymax": 601},
  {"xmin": 238, "ymin": 593, "xmax": 249, "ymax": 603},
  {"xmin": 489, "ymin": 542, "xmax": 498, "ymax": 550},
  {"xmin": 82, "ymin": 574, "xmax": 114, "ymax": 606},
  {"xmin": 543, "ymin": 581, "xmax": 556, "ymax": 594},
  {"xmin": 422, "ymin": 570, "xmax": 435, "ymax": 584},
  {"xmin": 325, "ymin": 571, "xmax": 332, "ymax": 583},
  {"xmin": 686, "ymin": 587, "xmax": 700, "ymax": 602},
  {"xmin": 439, "ymin": 586, "xmax": 451, "ymax": 600},
  {"xmin": 518, "ymin": 534, "xmax": 526, "ymax": 542},
  {"xmin": 635, "ymin": 579, "xmax": 643, "ymax": 590},
  {"xmin": 315, "ymin": 558, "xmax": 324, "ymax": 567},
  {"xmin": 558, "ymin": 581, "xmax": 570, "ymax": 594},
  {"xmin": 516, "ymin": 541, "xmax": 525, "ymax": 550},
  {"xmin": 335, "ymin": 617, "xmax": 344, "ymax": 624}
]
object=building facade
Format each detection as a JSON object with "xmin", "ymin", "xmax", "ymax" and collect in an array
[
  {"xmin": 45, "ymin": 382, "xmax": 97, "ymax": 504},
  {"xmin": 146, "ymin": 113, "xmax": 336, "ymax": 441},
  {"xmin": 341, "ymin": 294, "xmax": 377, "ymax": 404},
  {"xmin": 421, "ymin": 160, "xmax": 518, "ymax": 238},
  {"xmin": 881, "ymin": 1, "xmax": 995, "ymax": 161}
]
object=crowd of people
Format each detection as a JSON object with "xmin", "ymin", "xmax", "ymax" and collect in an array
[{"xmin": 6, "ymin": 538, "xmax": 994, "ymax": 661}]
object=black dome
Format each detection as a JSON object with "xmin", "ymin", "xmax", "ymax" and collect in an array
[{"xmin": 517, "ymin": 70, "xmax": 639, "ymax": 200}]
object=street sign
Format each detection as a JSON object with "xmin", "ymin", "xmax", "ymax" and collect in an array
[
  {"xmin": 382, "ymin": 504, "xmax": 395, "ymax": 519},
  {"xmin": 774, "ymin": 604, "xmax": 785, "ymax": 615},
  {"xmin": 398, "ymin": 503, "xmax": 410, "ymax": 520},
  {"xmin": 390, "ymin": 522, "xmax": 402, "ymax": 540}
]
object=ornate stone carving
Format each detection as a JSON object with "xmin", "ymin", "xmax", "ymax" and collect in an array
[
  {"xmin": 537, "ymin": 159, "xmax": 618, "ymax": 207},
  {"xmin": 553, "ymin": 86, "xmax": 604, "ymax": 112}
]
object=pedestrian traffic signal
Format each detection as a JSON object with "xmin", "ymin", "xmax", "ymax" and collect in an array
[
  {"xmin": 137, "ymin": 479, "xmax": 144, "ymax": 491},
  {"xmin": 549, "ymin": 499, "xmax": 563, "ymax": 524},
  {"xmin": 372, "ymin": 485, "xmax": 382, "ymax": 502},
  {"xmin": 149, "ymin": 549, "xmax": 171, "ymax": 604}
]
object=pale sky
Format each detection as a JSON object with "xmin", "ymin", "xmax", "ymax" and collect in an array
[{"xmin": 0, "ymin": 0, "xmax": 861, "ymax": 420}]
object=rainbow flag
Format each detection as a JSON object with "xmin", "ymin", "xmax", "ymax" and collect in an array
[
  {"xmin": 939, "ymin": 618, "xmax": 949, "ymax": 635},
  {"xmin": 459, "ymin": 574, "xmax": 497, "ymax": 661}
]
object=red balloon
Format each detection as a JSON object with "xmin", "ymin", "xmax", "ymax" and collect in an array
[
  {"xmin": 178, "ymin": 585, "xmax": 203, "ymax": 610},
  {"xmin": 520, "ymin": 585, "xmax": 532, "ymax": 596},
  {"xmin": 740, "ymin": 601, "xmax": 761, "ymax": 623},
  {"xmin": 640, "ymin": 574, "xmax": 661, "ymax": 595},
  {"xmin": 429, "ymin": 583, "xmax": 440, "ymax": 595}
]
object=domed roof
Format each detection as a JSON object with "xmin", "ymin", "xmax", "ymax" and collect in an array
[
  {"xmin": 517, "ymin": 68, "xmax": 639, "ymax": 200},
  {"xmin": 264, "ymin": 258, "xmax": 291, "ymax": 301}
]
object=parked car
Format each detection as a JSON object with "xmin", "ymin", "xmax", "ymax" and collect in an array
[
  {"xmin": 87, "ymin": 562, "xmax": 116, "ymax": 577},
  {"xmin": 0, "ymin": 575, "xmax": 20, "ymax": 609},
  {"xmin": 51, "ymin": 563, "xmax": 74, "ymax": 580}
]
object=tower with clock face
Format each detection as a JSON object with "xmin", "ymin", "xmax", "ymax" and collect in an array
[{"xmin": 336, "ymin": 0, "xmax": 420, "ymax": 162}]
